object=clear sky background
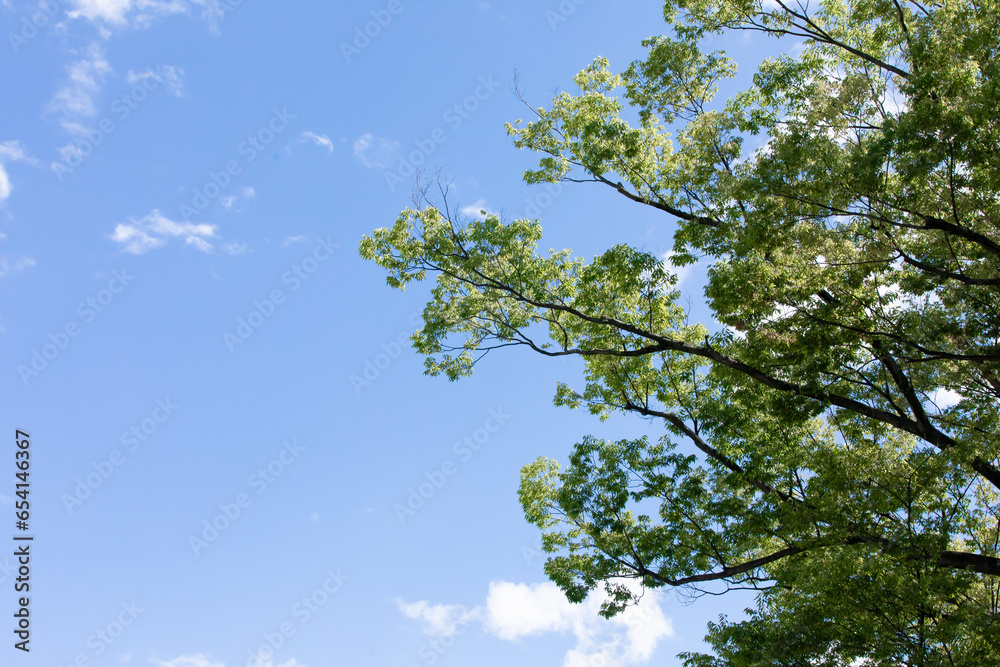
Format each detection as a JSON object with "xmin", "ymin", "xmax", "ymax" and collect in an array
[{"xmin": 1, "ymin": 2, "xmax": 789, "ymax": 666}]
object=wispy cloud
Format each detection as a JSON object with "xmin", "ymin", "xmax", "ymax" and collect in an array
[
  {"xmin": 0, "ymin": 256, "xmax": 36, "ymax": 278},
  {"xmin": 154, "ymin": 657, "xmax": 222, "ymax": 667},
  {"xmin": 155, "ymin": 655, "xmax": 301, "ymax": 667},
  {"xmin": 110, "ymin": 209, "xmax": 217, "ymax": 254},
  {"xmin": 459, "ymin": 199, "xmax": 497, "ymax": 221},
  {"xmin": 0, "ymin": 144, "xmax": 35, "ymax": 278},
  {"xmin": 0, "ymin": 140, "xmax": 31, "ymax": 206},
  {"xmin": 189, "ymin": 0, "xmax": 242, "ymax": 32},
  {"xmin": 126, "ymin": 64, "xmax": 186, "ymax": 96},
  {"xmin": 220, "ymin": 186, "xmax": 255, "ymax": 211},
  {"xmin": 299, "ymin": 131, "xmax": 334, "ymax": 154},
  {"xmin": 47, "ymin": 43, "xmax": 111, "ymax": 129},
  {"xmin": 185, "ymin": 236, "xmax": 212, "ymax": 252},
  {"xmin": 68, "ymin": 0, "xmax": 190, "ymax": 29},
  {"xmin": 68, "ymin": 0, "xmax": 136, "ymax": 25},
  {"xmin": 0, "ymin": 142, "xmax": 28, "ymax": 163},
  {"xmin": 61, "ymin": 0, "xmax": 251, "ymax": 34},
  {"xmin": 661, "ymin": 251, "xmax": 693, "ymax": 288},
  {"xmin": 398, "ymin": 580, "xmax": 673, "ymax": 667},
  {"xmin": 352, "ymin": 132, "xmax": 399, "ymax": 169},
  {"xmin": 397, "ymin": 599, "xmax": 482, "ymax": 637}
]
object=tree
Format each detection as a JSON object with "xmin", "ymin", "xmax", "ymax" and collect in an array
[{"xmin": 359, "ymin": 0, "xmax": 1000, "ymax": 663}]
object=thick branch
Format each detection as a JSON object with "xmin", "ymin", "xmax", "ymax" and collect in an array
[
  {"xmin": 898, "ymin": 252, "xmax": 1000, "ymax": 286},
  {"xmin": 632, "ymin": 541, "xmax": 1000, "ymax": 589},
  {"xmin": 771, "ymin": 0, "xmax": 911, "ymax": 78},
  {"xmin": 589, "ymin": 174, "xmax": 721, "ymax": 227},
  {"xmin": 637, "ymin": 546, "xmax": 804, "ymax": 587},
  {"xmin": 622, "ymin": 400, "xmax": 797, "ymax": 503},
  {"xmin": 937, "ymin": 550, "xmax": 1000, "ymax": 576},
  {"xmin": 919, "ymin": 213, "xmax": 1000, "ymax": 259},
  {"xmin": 431, "ymin": 257, "xmax": 1000, "ymax": 491}
]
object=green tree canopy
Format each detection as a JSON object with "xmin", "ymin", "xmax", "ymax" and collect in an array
[{"xmin": 360, "ymin": 0, "xmax": 1000, "ymax": 663}]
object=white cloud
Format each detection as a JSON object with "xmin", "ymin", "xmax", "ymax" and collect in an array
[
  {"xmin": 221, "ymin": 187, "xmax": 254, "ymax": 211},
  {"xmin": 68, "ymin": 0, "xmax": 134, "ymax": 24},
  {"xmin": 930, "ymin": 388, "xmax": 963, "ymax": 410},
  {"xmin": 189, "ymin": 0, "xmax": 241, "ymax": 31},
  {"xmin": 661, "ymin": 251, "xmax": 693, "ymax": 288},
  {"xmin": 0, "ymin": 147, "xmax": 35, "ymax": 273},
  {"xmin": 0, "ymin": 140, "xmax": 30, "ymax": 205},
  {"xmin": 396, "ymin": 599, "xmax": 483, "ymax": 637},
  {"xmin": 483, "ymin": 580, "xmax": 576, "ymax": 640},
  {"xmin": 299, "ymin": 131, "xmax": 334, "ymax": 154},
  {"xmin": 222, "ymin": 241, "xmax": 248, "ymax": 255},
  {"xmin": 68, "ymin": 0, "xmax": 189, "ymax": 28},
  {"xmin": 154, "ymin": 656, "xmax": 226, "ymax": 667},
  {"xmin": 0, "ymin": 141, "xmax": 27, "ymax": 163},
  {"xmin": 64, "ymin": 0, "xmax": 249, "ymax": 32},
  {"xmin": 0, "ymin": 256, "xmax": 36, "ymax": 277},
  {"xmin": 352, "ymin": 132, "xmax": 399, "ymax": 169},
  {"xmin": 283, "ymin": 235, "xmax": 306, "ymax": 246},
  {"xmin": 185, "ymin": 236, "xmax": 213, "ymax": 253},
  {"xmin": 0, "ymin": 167, "xmax": 11, "ymax": 205},
  {"xmin": 49, "ymin": 56, "xmax": 185, "ymax": 144},
  {"xmin": 763, "ymin": 302, "xmax": 797, "ymax": 324},
  {"xmin": 460, "ymin": 199, "xmax": 497, "ymax": 221},
  {"xmin": 110, "ymin": 209, "xmax": 217, "ymax": 254},
  {"xmin": 155, "ymin": 655, "xmax": 301, "ymax": 667},
  {"xmin": 398, "ymin": 580, "xmax": 673, "ymax": 667},
  {"xmin": 47, "ymin": 43, "xmax": 111, "ymax": 126},
  {"xmin": 126, "ymin": 64, "xmax": 185, "ymax": 96}
]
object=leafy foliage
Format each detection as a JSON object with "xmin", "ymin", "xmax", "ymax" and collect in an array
[{"xmin": 361, "ymin": 0, "xmax": 1000, "ymax": 663}]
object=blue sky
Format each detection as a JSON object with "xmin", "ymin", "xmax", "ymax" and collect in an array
[{"xmin": 1, "ymin": 2, "xmax": 787, "ymax": 666}]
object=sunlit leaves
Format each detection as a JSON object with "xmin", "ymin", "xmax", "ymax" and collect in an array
[{"xmin": 361, "ymin": 0, "xmax": 1000, "ymax": 662}]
